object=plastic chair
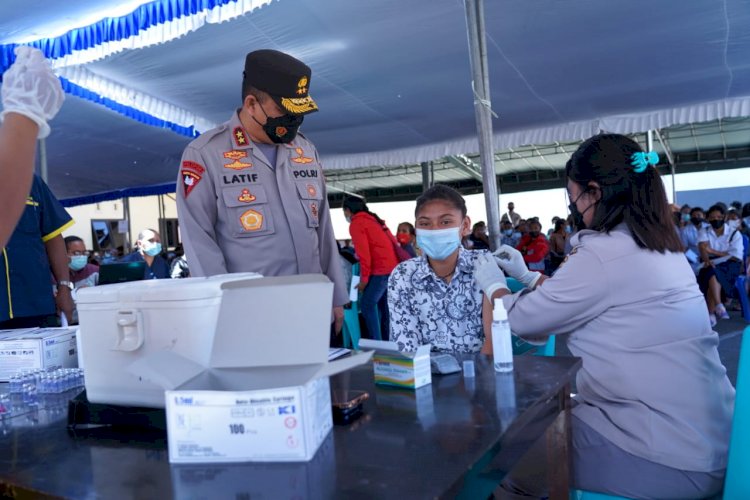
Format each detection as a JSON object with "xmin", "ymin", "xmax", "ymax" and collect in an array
[
  {"xmin": 573, "ymin": 326, "xmax": 749, "ymax": 499},
  {"xmin": 342, "ymin": 264, "xmax": 362, "ymax": 349},
  {"xmin": 736, "ymin": 275, "xmax": 750, "ymax": 322},
  {"xmin": 724, "ymin": 325, "xmax": 750, "ymax": 498}
]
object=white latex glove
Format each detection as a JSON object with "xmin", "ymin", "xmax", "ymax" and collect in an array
[
  {"xmin": 473, "ymin": 253, "xmax": 509, "ymax": 299},
  {"xmin": 1, "ymin": 46, "xmax": 65, "ymax": 138},
  {"xmin": 492, "ymin": 244, "xmax": 542, "ymax": 290}
]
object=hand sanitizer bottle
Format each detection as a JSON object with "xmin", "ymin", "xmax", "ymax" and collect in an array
[{"xmin": 491, "ymin": 300, "xmax": 513, "ymax": 373}]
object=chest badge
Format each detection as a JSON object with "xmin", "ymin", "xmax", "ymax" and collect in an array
[
  {"xmin": 239, "ymin": 209, "xmax": 263, "ymax": 232},
  {"xmin": 306, "ymin": 184, "xmax": 318, "ymax": 198},
  {"xmin": 223, "ymin": 150, "xmax": 253, "ymax": 170},
  {"xmin": 310, "ymin": 202, "xmax": 319, "ymax": 220},
  {"xmin": 291, "ymin": 147, "xmax": 313, "ymax": 164},
  {"xmin": 233, "ymin": 127, "xmax": 249, "ymax": 147},
  {"xmin": 238, "ymin": 189, "xmax": 256, "ymax": 203}
]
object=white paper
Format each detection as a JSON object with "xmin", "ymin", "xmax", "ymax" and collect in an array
[
  {"xmin": 349, "ymin": 276, "xmax": 360, "ymax": 302},
  {"xmin": 117, "ymin": 220, "xmax": 129, "ymax": 234}
]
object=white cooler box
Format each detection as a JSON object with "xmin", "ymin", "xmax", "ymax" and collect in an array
[{"xmin": 75, "ymin": 273, "xmax": 369, "ymax": 409}]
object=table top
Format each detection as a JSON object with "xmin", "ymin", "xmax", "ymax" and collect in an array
[{"xmin": 0, "ymin": 355, "xmax": 580, "ymax": 499}]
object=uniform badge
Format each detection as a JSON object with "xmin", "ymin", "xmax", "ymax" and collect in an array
[
  {"xmin": 296, "ymin": 76, "xmax": 308, "ymax": 95},
  {"xmin": 306, "ymin": 184, "xmax": 318, "ymax": 198},
  {"xmin": 239, "ymin": 209, "xmax": 263, "ymax": 231},
  {"xmin": 291, "ymin": 147, "xmax": 313, "ymax": 164},
  {"xmin": 310, "ymin": 202, "xmax": 319, "ymax": 220},
  {"xmin": 233, "ymin": 127, "xmax": 249, "ymax": 147},
  {"xmin": 181, "ymin": 161, "xmax": 205, "ymax": 198},
  {"xmin": 237, "ymin": 188, "xmax": 256, "ymax": 203},
  {"xmin": 223, "ymin": 150, "xmax": 252, "ymax": 170}
]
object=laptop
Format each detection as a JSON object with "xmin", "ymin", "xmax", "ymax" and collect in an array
[{"xmin": 98, "ymin": 262, "xmax": 147, "ymax": 285}]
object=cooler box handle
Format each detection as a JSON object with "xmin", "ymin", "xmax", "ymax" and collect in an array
[{"xmin": 114, "ymin": 310, "xmax": 145, "ymax": 351}]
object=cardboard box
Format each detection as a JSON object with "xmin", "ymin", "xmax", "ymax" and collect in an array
[
  {"xmin": 0, "ymin": 327, "xmax": 78, "ymax": 381},
  {"xmin": 359, "ymin": 339, "xmax": 431, "ymax": 389},
  {"xmin": 165, "ymin": 377, "xmax": 336, "ymax": 463}
]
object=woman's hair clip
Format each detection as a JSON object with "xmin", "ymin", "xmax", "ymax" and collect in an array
[{"xmin": 630, "ymin": 151, "xmax": 659, "ymax": 173}]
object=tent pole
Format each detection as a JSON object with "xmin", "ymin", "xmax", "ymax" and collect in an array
[
  {"xmin": 654, "ymin": 129, "xmax": 677, "ymax": 204},
  {"xmin": 421, "ymin": 161, "xmax": 431, "ymax": 191},
  {"xmin": 464, "ymin": 0, "xmax": 501, "ymax": 250},
  {"xmin": 39, "ymin": 138, "xmax": 48, "ymax": 183}
]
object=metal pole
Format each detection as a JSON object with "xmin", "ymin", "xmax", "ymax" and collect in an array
[
  {"xmin": 421, "ymin": 162, "xmax": 431, "ymax": 191},
  {"xmin": 123, "ymin": 197, "xmax": 131, "ymax": 252},
  {"xmin": 464, "ymin": 0, "xmax": 501, "ymax": 250},
  {"xmin": 38, "ymin": 138, "xmax": 48, "ymax": 183},
  {"xmin": 654, "ymin": 129, "xmax": 677, "ymax": 204}
]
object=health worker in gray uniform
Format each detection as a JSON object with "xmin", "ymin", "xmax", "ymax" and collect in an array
[
  {"xmin": 474, "ymin": 134, "xmax": 734, "ymax": 499},
  {"xmin": 176, "ymin": 49, "xmax": 346, "ymax": 331}
]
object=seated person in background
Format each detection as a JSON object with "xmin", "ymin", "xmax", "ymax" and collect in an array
[
  {"xmin": 698, "ymin": 204, "xmax": 744, "ymax": 325},
  {"xmin": 120, "ymin": 229, "xmax": 170, "ymax": 279},
  {"xmin": 64, "ymin": 236, "xmax": 99, "ymax": 289},
  {"xmin": 516, "ymin": 218, "xmax": 549, "ymax": 271},
  {"xmin": 467, "ymin": 221, "xmax": 490, "ymax": 250},
  {"xmin": 680, "ymin": 206, "xmax": 707, "ymax": 274},
  {"xmin": 396, "ymin": 222, "xmax": 419, "ymax": 257},
  {"xmin": 388, "ymin": 185, "xmax": 502, "ymax": 354},
  {"xmin": 500, "ymin": 220, "xmax": 520, "ymax": 248},
  {"xmin": 547, "ymin": 218, "xmax": 568, "ymax": 273}
]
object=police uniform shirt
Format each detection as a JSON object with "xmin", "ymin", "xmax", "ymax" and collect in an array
[
  {"xmin": 0, "ymin": 176, "xmax": 74, "ymax": 322},
  {"xmin": 176, "ymin": 111, "xmax": 348, "ymax": 306}
]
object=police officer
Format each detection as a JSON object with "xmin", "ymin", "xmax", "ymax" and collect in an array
[{"xmin": 176, "ymin": 49, "xmax": 346, "ymax": 331}]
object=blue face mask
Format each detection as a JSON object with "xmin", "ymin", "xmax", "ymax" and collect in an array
[
  {"xmin": 681, "ymin": 213, "xmax": 690, "ymax": 222},
  {"xmin": 503, "ymin": 229, "xmax": 513, "ymax": 236},
  {"xmin": 142, "ymin": 242, "xmax": 162, "ymax": 257},
  {"xmin": 416, "ymin": 227, "xmax": 461, "ymax": 261},
  {"xmin": 68, "ymin": 255, "xmax": 88, "ymax": 271}
]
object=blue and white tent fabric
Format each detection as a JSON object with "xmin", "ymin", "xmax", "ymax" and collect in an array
[{"xmin": 0, "ymin": 0, "xmax": 748, "ymax": 202}]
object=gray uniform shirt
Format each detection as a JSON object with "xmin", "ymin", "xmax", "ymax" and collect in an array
[
  {"xmin": 502, "ymin": 223, "xmax": 735, "ymax": 472},
  {"xmin": 176, "ymin": 111, "xmax": 348, "ymax": 307}
]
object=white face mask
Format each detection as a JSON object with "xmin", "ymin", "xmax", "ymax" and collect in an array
[{"xmin": 727, "ymin": 219, "xmax": 740, "ymax": 231}]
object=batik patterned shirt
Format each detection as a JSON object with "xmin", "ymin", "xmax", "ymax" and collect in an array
[{"xmin": 387, "ymin": 247, "xmax": 488, "ymax": 354}]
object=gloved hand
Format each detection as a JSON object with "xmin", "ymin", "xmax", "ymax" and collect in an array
[
  {"xmin": 492, "ymin": 244, "xmax": 542, "ymax": 289},
  {"xmin": 473, "ymin": 253, "xmax": 509, "ymax": 299},
  {"xmin": 1, "ymin": 46, "xmax": 65, "ymax": 138}
]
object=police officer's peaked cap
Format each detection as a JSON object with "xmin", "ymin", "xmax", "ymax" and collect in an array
[{"xmin": 243, "ymin": 49, "xmax": 318, "ymax": 115}]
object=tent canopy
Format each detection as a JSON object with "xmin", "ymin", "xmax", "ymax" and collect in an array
[{"xmin": 0, "ymin": 0, "xmax": 748, "ymax": 201}]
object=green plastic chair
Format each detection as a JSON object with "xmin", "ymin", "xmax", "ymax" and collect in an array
[
  {"xmin": 572, "ymin": 326, "xmax": 749, "ymax": 499},
  {"xmin": 342, "ymin": 263, "xmax": 362, "ymax": 349}
]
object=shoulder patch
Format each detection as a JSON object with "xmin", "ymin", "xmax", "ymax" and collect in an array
[{"xmin": 187, "ymin": 123, "xmax": 228, "ymax": 149}]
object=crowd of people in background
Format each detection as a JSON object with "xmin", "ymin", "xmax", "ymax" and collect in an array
[{"xmin": 334, "ymin": 197, "xmax": 750, "ymax": 341}]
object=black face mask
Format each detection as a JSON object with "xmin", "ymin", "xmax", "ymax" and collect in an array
[
  {"xmin": 709, "ymin": 219, "xmax": 724, "ymax": 230},
  {"xmin": 690, "ymin": 217, "xmax": 704, "ymax": 226},
  {"xmin": 529, "ymin": 231, "xmax": 540, "ymax": 238},
  {"xmin": 253, "ymin": 102, "xmax": 304, "ymax": 144},
  {"xmin": 568, "ymin": 188, "xmax": 596, "ymax": 231}
]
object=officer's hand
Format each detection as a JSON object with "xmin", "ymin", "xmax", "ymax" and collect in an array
[
  {"xmin": 333, "ymin": 306, "xmax": 344, "ymax": 334},
  {"xmin": 1, "ymin": 46, "xmax": 65, "ymax": 138},
  {"xmin": 55, "ymin": 287, "xmax": 75, "ymax": 325},
  {"xmin": 355, "ymin": 282, "xmax": 367, "ymax": 293},
  {"xmin": 492, "ymin": 244, "xmax": 542, "ymax": 289},
  {"xmin": 473, "ymin": 253, "xmax": 509, "ymax": 299}
]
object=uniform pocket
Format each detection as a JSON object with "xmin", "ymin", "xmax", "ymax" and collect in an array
[
  {"xmin": 221, "ymin": 185, "xmax": 275, "ymax": 238},
  {"xmin": 295, "ymin": 181, "xmax": 323, "ymax": 228}
]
